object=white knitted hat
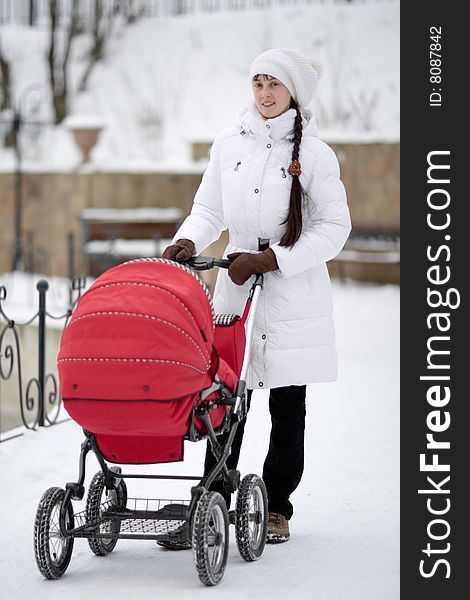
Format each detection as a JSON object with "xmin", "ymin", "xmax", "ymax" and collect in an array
[{"xmin": 249, "ymin": 48, "xmax": 319, "ymax": 108}]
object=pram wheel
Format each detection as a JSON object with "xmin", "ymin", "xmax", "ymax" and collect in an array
[
  {"xmin": 86, "ymin": 471, "xmax": 128, "ymax": 556},
  {"xmin": 34, "ymin": 487, "xmax": 74, "ymax": 579},
  {"xmin": 235, "ymin": 474, "xmax": 268, "ymax": 561},
  {"xmin": 192, "ymin": 491, "xmax": 229, "ymax": 586}
]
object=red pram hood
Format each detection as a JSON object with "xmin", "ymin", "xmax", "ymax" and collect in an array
[{"xmin": 58, "ymin": 259, "xmax": 216, "ymax": 402}]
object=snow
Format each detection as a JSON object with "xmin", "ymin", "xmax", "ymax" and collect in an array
[
  {"xmin": 0, "ymin": 1, "xmax": 399, "ymax": 172},
  {"xmin": 0, "ymin": 270, "xmax": 88, "ymax": 327},
  {"xmin": 0, "ymin": 280, "xmax": 399, "ymax": 598},
  {"xmin": 81, "ymin": 207, "xmax": 183, "ymax": 222},
  {"xmin": 336, "ymin": 249, "xmax": 400, "ymax": 263},
  {"xmin": 84, "ymin": 238, "xmax": 172, "ymax": 257},
  {"xmin": 63, "ymin": 115, "xmax": 108, "ymax": 130}
]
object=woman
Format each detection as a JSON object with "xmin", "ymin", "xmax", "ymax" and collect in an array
[{"xmin": 163, "ymin": 48, "xmax": 351, "ymax": 544}]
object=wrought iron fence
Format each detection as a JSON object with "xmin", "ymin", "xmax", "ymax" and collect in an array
[
  {"xmin": 0, "ymin": 0, "xmax": 397, "ymax": 27},
  {"xmin": 0, "ymin": 275, "xmax": 86, "ymax": 442}
]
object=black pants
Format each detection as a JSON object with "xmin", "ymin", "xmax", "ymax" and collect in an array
[{"xmin": 203, "ymin": 384, "xmax": 306, "ymax": 520}]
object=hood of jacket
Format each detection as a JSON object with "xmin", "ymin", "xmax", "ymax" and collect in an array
[{"xmin": 236, "ymin": 101, "xmax": 319, "ymax": 141}]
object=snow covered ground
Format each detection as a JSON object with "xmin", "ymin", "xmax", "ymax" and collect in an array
[
  {"xmin": 0, "ymin": 1, "xmax": 399, "ymax": 171},
  {"xmin": 0, "ymin": 280, "xmax": 399, "ymax": 599}
]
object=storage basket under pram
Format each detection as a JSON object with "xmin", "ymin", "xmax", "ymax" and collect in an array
[{"xmin": 33, "ymin": 257, "xmax": 267, "ymax": 587}]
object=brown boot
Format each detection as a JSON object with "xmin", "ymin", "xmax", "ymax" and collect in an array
[{"xmin": 266, "ymin": 512, "xmax": 290, "ymax": 544}]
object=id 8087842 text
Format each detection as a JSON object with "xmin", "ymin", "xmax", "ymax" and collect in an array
[{"xmin": 429, "ymin": 26, "xmax": 443, "ymax": 107}]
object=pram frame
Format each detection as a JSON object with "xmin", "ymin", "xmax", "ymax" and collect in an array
[{"xmin": 55, "ymin": 259, "xmax": 265, "ymax": 544}]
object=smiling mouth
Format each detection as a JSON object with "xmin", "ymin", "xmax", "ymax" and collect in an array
[{"xmin": 262, "ymin": 102, "xmax": 275, "ymax": 107}]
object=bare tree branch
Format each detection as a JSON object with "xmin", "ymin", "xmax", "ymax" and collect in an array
[
  {"xmin": 0, "ymin": 35, "xmax": 12, "ymax": 111},
  {"xmin": 78, "ymin": 0, "xmax": 118, "ymax": 92},
  {"xmin": 0, "ymin": 33, "xmax": 14, "ymax": 146},
  {"xmin": 47, "ymin": 0, "xmax": 80, "ymax": 124}
]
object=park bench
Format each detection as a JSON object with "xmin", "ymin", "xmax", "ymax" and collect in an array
[
  {"xmin": 81, "ymin": 207, "xmax": 183, "ymax": 277},
  {"xmin": 330, "ymin": 226, "xmax": 400, "ymax": 283}
]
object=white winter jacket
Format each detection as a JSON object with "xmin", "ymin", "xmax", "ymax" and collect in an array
[{"xmin": 174, "ymin": 103, "xmax": 351, "ymax": 389}]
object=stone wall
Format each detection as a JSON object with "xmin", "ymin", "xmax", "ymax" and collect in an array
[
  {"xmin": 0, "ymin": 142, "xmax": 399, "ymax": 278},
  {"xmin": 0, "ymin": 171, "xmax": 202, "ymax": 275},
  {"xmin": 332, "ymin": 142, "xmax": 399, "ymax": 231}
]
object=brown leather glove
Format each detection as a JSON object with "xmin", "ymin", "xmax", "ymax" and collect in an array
[
  {"xmin": 227, "ymin": 248, "xmax": 279, "ymax": 285},
  {"xmin": 162, "ymin": 239, "xmax": 195, "ymax": 262}
]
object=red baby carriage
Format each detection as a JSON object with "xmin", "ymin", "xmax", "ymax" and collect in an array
[{"xmin": 33, "ymin": 257, "xmax": 267, "ymax": 586}]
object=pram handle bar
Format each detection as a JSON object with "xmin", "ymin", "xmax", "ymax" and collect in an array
[
  {"xmin": 186, "ymin": 256, "xmax": 231, "ymax": 270},
  {"xmin": 186, "ymin": 256, "xmax": 264, "ymax": 293},
  {"xmin": 237, "ymin": 276, "xmax": 262, "ymax": 397}
]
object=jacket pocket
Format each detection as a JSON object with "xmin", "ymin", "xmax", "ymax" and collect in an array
[
  {"xmin": 220, "ymin": 159, "xmax": 243, "ymax": 188},
  {"xmin": 278, "ymin": 166, "xmax": 291, "ymax": 188},
  {"xmin": 221, "ymin": 159, "xmax": 243, "ymax": 172},
  {"xmin": 265, "ymin": 162, "xmax": 291, "ymax": 187}
]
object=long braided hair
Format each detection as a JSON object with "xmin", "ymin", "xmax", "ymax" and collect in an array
[{"xmin": 279, "ymin": 97, "xmax": 304, "ymax": 248}]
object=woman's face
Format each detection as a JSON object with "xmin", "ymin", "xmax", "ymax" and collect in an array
[{"xmin": 252, "ymin": 74, "xmax": 292, "ymax": 119}]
